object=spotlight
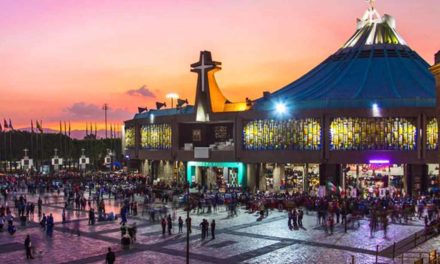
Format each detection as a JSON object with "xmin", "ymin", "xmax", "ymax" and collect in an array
[
  {"xmin": 372, "ymin": 103, "xmax": 381, "ymax": 117},
  {"xmin": 176, "ymin": 99, "xmax": 189, "ymax": 108},
  {"xmin": 275, "ymin": 102, "xmax": 287, "ymax": 114},
  {"xmin": 137, "ymin": 107, "xmax": 148, "ymax": 113},
  {"xmin": 156, "ymin": 102, "xmax": 167, "ymax": 110},
  {"xmin": 166, "ymin": 93, "xmax": 179, "ymax": 108}
]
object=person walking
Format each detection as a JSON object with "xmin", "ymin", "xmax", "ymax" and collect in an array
[
  {"xmin": 105, "ymin": 247, "xmax": 115, "ymax": 264},
  {"xmin": 24, "ymin": 234, "xmax": 34, "ymax": 259},
  {"xmin": 211, "ymin": 219, "xmax": 216, "ymax": 239},
  {"xmin": 178, "ymin": 216, "xmax": 183, "ymax": 233}
]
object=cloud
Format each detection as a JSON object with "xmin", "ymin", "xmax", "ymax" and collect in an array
[
  {"xmin": 63, "ymin": 102, "xmax": 133, "ymax": 121},
  {"xmin": 126, "ymin": 85, "xmax": 156, "ymax": 98}
]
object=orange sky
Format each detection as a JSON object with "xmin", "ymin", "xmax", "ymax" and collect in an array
[{"xmin": 0, "ymin": 0, "xmax": 438, "ymax": 130}]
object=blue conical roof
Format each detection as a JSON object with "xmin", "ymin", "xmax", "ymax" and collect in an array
[{"xmin": 254, "ymin": 9, "xmax": 435, "ymax": 111}]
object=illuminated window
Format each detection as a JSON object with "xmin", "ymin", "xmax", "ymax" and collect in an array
[
  {"xmin": 124, "ymin": 127, "xmax": 136, "ymax": 148},
  {"xmin": 141, "ymin": 124, "xmax": 172, "ymax": 150},
  {"xmin": 243, "ymin": 119, "xmax": 321, "ymax": 151},
  {"xmin": 427, "ymin": 118, "xmax": 438, "ymax": 150},
  {"xmin": 330, "ymin": 117, "xmax": 416, "ymax": 151}
]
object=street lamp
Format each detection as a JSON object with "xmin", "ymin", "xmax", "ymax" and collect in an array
[{"xmin": 166, "ymin": 93, "xmax": 179, "ymax": 108}]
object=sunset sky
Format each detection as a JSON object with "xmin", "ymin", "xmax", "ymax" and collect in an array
[{"xmin": 0, "ymin": 0, "xmax": 438, "ymax": 130}]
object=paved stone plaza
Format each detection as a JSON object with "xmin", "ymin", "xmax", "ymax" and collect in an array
[{"xmin": 0, "ymin": 194, "xmax": 438, "ymax": 264}]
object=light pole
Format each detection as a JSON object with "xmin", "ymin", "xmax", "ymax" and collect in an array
[
  {"xmin": 103, "ymin": 103, "xmax": 109, "ymax": 138},
  {"xmin": 166, "ymin": 93, "xmax": 179, "ymax": 109}
]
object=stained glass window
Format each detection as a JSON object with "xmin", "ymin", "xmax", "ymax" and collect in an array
[
  {"xmin": 243, "ymin": 119, "xmax": 321, "ymax": 151},
  {"xmin": 427, "ymin": 118, "xmax": 438, "ymax": 150},
  {"xmin": 141, "ymin": 124, "xmax": 172, "ymax": 150},
  {"xmin": 330, "ymin": 117, "xmax": 416, "ymax": 151},
  {"xmin": 125, "ymin": 127, "xmax": 135, "ymax": 148}
]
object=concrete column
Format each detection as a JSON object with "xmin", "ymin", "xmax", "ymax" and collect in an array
[
  {"xmin": 273, "ymin": 164, "xmax": 285, "ymax": 192},
  {"xmin": 258, "ymin": 163, "xmax": 266, "ymax": 191},
  {"xmin": 303, "ymin": 163, "xmax": 309, "ymax": 193},
  {"xmin": 195, "ymin": 167, "xmax": 202, "ymax": 185},
  {"xmin": 141, "ymin": 160, "xmax": 150, "ymax": 176},
  {"xmin": 429, "ymin": 53, "xmax": 440, "ymax": 188},
  {"xmin": 207, "ymin": 168, "xmax": 217, "ymax": 189},
  {"xmin": 407, "ymin": 164, "xmax": 428, "ymax": 196},
  {"xmin": 246, "ymin": 164, "xmax": 257, "ymax": 192}
]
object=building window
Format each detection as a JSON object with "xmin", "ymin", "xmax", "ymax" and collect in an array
[
  {"xmin": 243, "ymin": 118, "xmax": 321, "ymax": 151},
  {"xmin": 427, "ymin": 118, "xmax": 438, "ymax": 150},
  {"xmin": 141, "ymin": 124, "xmax": 172, "ymax": 150},
  {"xmin": 330, "ymin": 117, "xmax": 416, "ymax": 151},
  {"xmin": 125, "ymin": 127, "xmax": 136, "ymax": 148}
]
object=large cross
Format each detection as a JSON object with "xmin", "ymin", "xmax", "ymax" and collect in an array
[
  {"xmin": 366, "ymin": 0, "xmax": 376, "ymax": 8},
  {"xmin": 23, "ymin": 148, "xmax": 28, "ymax": 157},
  {"xmin": 192, "ymin": 54, "xmax": 213, "ymax": 92}
]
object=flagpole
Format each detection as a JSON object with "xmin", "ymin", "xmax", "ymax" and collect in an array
[
  {"xmin": 0, "ymin": 130, "xmax": 2, "ymax": 172},
  {"xmin": 31, "ymin": 130, "xmax": 34, "ymax": 170}
]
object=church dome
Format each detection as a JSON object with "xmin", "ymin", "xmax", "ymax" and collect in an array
[{"xmin": 254, "ymin": 6, "xmax": 435, "ymax": 111}]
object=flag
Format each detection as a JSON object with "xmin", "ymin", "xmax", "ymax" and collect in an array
[
  {"xmin": 8, "ymin": 119, "xmax": 13, "ymax": 130},
  {"xmin": 64, "ymin": 121, "xmax": 67, "ymax": 136},
  {"xmin": 68, "ymin": 122, "xmax": 71, "ymax": 137},
  {"xmin": 86, "ymin": 122, "xmax": 88, "ymax": 136},
  {"xmin": 94, "ymin": 123, "xmax": 97, "ymax": 137},
  {"xmin": 59, "ymin": 121, "xmax": 62, "ymax": 134},
  {"xmin": 0, "ymin": 122, "xmax": 2, "ymax": 132},
  {"xmin": 31, "ymin": 120, "xmax": 34, "ymax": 133},
  {"xmin": 326, "ymin": 181, "xmax": 337, "ymax": 193},
  {"xmin": 36, "ymin": 120, "xmax": 43, "ymax": 133},
  {"xmin": 4, "ymin": 119, "xmax": 8, "ymax": 129}
]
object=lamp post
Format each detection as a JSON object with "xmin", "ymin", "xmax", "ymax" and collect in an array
[{"xmin": 166, "ymin": 93, "xmax": 179, "ymax": 109}]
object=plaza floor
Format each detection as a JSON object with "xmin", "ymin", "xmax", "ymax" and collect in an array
[{"xmin": 0, "ymin": 193, "xmax": 437, "ymax": 264}]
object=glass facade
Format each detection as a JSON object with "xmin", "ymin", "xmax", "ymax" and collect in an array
[
  {"xmin": 125, "ymin": 127, "xmax": 136, "ymax": 148},
  {"xmin": 427, "ymin": 118, "xmax": 438, "ymax": 150},
  {"xmin": 243, "ymin": 119, "xmax": 321, "ymax": 150},
  {"xmin": 330, "ymin": 117, "xmax": 416, "ymax": 151},
  {"xmin": 141, "ymin": 124, "xmax": 172, "ymax": 150}
]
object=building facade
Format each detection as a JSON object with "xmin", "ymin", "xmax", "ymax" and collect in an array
[{"xmin": 124, "ymin": 6, "xmax": 440, "ymax": 196}]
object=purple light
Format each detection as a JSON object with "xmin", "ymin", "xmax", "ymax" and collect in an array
[{"xmin": 369, "ymin": 159, "xmax": 390, "ymax": 164}]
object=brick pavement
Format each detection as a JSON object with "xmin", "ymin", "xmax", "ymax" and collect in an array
[{"xmin": 0, "ymin": 194, "xmax": 433, "ymax": 263}]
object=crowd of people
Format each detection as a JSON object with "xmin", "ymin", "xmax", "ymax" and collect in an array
[{"xmin": 1, "ymin": 170, "xmax": 440, "ymax": 262}]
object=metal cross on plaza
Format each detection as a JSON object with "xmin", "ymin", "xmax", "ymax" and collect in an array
[{"xmin": 23, "ymin": 148, "xmax": 28, "ymax": 157}]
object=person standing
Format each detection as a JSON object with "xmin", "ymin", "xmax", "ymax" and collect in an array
[
  {"xmin": 298, "ymin": 209, "xmax": 304, "ymax": 228},
  {"xmin": 186, "ymin": 217, "xmax": 192, "ymax": 234},
  {"xmin": 47, "ymin": 214, "xmax": 54, "ymax": 237},
  {"xmin": 161, "ymin": 218, "xmax": 166, "ymax": 236},
  {"xmin": 37, "ymin": 197, "xmax": 42, "ymax": 217},
  {"xmin": 211, "ymin": 219, "xmax": 216, "ymax": 239},
  {"xmin": 178, "ymin": 216, "xmax": 183, "ymax": 233},
  {"xmin": 105, "ymin": 247, "xmax": 115, "ymax": 264},
  {"xmin": 199, "ymin": 219, "xmax": 205, "ymax": 240},
  {"xmin": 24, "ymin": 234, "xmax": 34, "ymax": 259},
  {"xmin": 167, "ymin": 214, "xmax": 172, "ymax": 235}
]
